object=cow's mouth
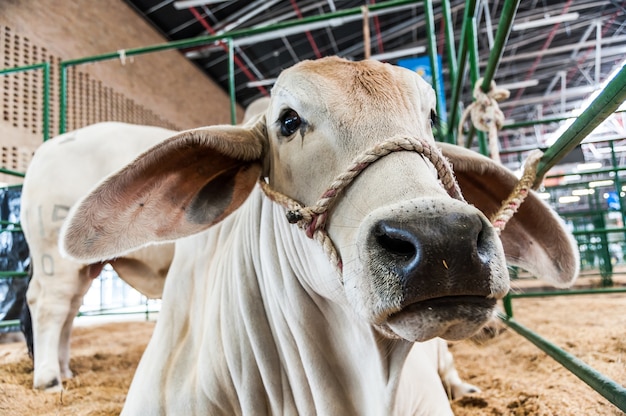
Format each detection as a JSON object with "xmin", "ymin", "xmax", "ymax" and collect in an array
[{"xmin": 379, "ymin": 295, "xmax": 497, "ymax": 342}]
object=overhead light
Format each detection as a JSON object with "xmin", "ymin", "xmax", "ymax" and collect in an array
[
  {"xmin": 246, "ymin": 78, "xmax": 277, "ymax": 88},
  {"xmin": 589, "ymin": 180, "xmax": 614, "ymax": 188},
  {"xmin": 173, "ymin": 0, "xmax": 230, "ymax": 10},
  {"xmin": 572, "ymin": 189, "xmax": 595, "ymax": 196},
  {"xmin": 537, "ymin": 192, "xmax": 551, "ymax": 200},
  {"xmin": 513, "ymin": 13, "xmax": 580, "ymax": 31},
  {"xmin": 559, "ymin": 195, "xmax": 580, "ymax": 204},
  {"xmin": 370, "ymin": 46, "xmax": 427, "ymax": 62},
  {"xmin": 497, "ymin": 79, "xmax": 539, "ymax": 90},
  {"xmin": 576, "ymin": 162, "xmax": 603, "ymax": 171}
]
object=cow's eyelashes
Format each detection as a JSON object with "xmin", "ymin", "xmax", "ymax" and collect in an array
[{"xmin": 278, "ymin": 109, "xmax": 303, "ymax": 137}]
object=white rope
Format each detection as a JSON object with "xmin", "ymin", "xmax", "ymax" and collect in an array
[{"xmin": 458, "ymin": 78, "xmax": 509, "ymax": 163}]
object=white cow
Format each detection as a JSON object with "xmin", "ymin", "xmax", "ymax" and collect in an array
[
  {"xmin": 62, "ymin": 57, "xmax": 579, "ymax": 415},
  {"xmin": 20, "ymin": 122, "xmax": 176, "ymax": 391}
]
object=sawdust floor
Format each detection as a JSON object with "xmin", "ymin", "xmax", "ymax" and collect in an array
[{"xmin": 0, "ymin": 282, "xmax": 624, "ymax": 415}]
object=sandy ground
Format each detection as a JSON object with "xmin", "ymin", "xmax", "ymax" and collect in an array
[{"xmin": 0, "ymin": 281, "xmax": 624, "ymax": 415}]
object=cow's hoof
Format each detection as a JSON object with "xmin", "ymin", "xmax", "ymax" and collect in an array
[
  {"xmin": 34, "ymin": 377, "xmax": 63, "ymax": 393},
  {"xmin": 450, "ymin": 381, "xmax": 480, "ymax": 400}
]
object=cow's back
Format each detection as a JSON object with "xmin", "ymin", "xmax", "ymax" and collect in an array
[{"xmin": 21, "ymin": 122, "xmax": 174, "ymax": 250}]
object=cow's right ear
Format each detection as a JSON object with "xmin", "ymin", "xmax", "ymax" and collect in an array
[{"xmin": 60, "ymin": 119, "xmax": 268, "ymax": 263}]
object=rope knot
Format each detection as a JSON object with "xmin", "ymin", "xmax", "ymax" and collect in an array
[{"xmin": 458, "ymin": 78, "xmax": 510, "ymax": 162}]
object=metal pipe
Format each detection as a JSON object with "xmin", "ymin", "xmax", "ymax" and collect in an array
[
  {"xmin": 423, "ymin": 0, "xmax": 444, "ymax": 139},
  {"xmin": 441, "ymin": 0, "xmax": 457, "ymax": 142},
  {"xmin": 60, "ymin": 0, "xmax": 418, "ymax": 67},
  {"xmin": 42, "ymin": 62, "xmax": 50, "ymax": 141},
  {"xmin": 227, "ymin": 38, "xmax": 237, "ymax": 125},
  {"xmin": 535, "ymin": 64, "xmax": 626, "ymax": 186},
  {"xmin": 0, "ymin": 168, "xmax": 25, "ymax": 178},
  {"xmin": 466, "ymin": 17, "xmax": 488, "ymax": 155},
  {"xmin": 0, "ymin": 63, "xmax": 51, "ymax": 141},
  {"xmin": 498, "ymin": 313, "xmax": 626, "ymax": 412},
  {"xmin": 447, "ymin": 0, "xmax": 477, "ymax": 143},
  {"xmin": 480, "ymin": 0, "xmax": 520, "ymax": 92},
  {"xmin": 57, "ymin": 0, "xmax": 419, "ymax": 132},
  {"xmin": 508, "ymin": 287, "xmax": 626, "ymax": 298}
]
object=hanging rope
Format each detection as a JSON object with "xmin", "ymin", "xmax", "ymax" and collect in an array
[
  {"xmin": 458, "ymin": 78, "xmax": 509, "ymax": 162},
  {"xmin": 490, "ymin": 149, "xmax": 544, "ymax": 234}
]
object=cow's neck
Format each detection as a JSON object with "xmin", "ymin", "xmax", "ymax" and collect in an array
[
  {"xmin": 133, "ymin": 187, "xmax": 413, "ymax": 415},
  {"xmin": 217, "ymin": 188, "xmax": 413, "ymax": 414}
]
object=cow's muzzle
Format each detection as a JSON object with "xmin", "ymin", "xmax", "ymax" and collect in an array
[{"xmin": 363, "ymin": 198, "xmax": 509, "ymax": 341}]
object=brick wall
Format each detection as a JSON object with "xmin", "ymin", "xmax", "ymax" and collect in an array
[{"xmin": 0, "ymin": 0, "xmax": 242, "ymax": 185}]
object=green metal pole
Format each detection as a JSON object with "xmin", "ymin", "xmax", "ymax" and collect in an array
[
  {"xmin": 0, "ymin": 167, "xmax": 25, "ymax": 178},
  {"xmin": 60, "ymin": 0, "xmax": 418, "ymax": 68},
  {"xmin": 447, "ymin": 0, "xmax": 477, "ymax": 144},
  {"xmin": 480, "ymin": 0, "xmax": 520, "ymax": 92},
  {"xmin": 535, "ymin": 64, "xmax": 626, "ymax": 186},
  {"xmin": 466, "ymin": 17, "xmax": 488, "ymax": 155},
  {"xmin": 227, "ymin": 38, "xmax": 237, "ymax": 126},
  {"xmin": 423, "ymin": 0, "xmax": 444, "ymax": 140},
  {"xmin": 499, "ymin": 313, "xmax": 626, "ymax": 412},
  {"xmin": 508, "ymin": 287, "xmax": 626, "ymax": 298},
  {"xmin": 608, "ymin": 141, "xmax": 626, "ymax": 230},
  {"xmin": 0, "ymin": 63, "xmax": 51, "ymax": 141},
  {"xmin": 441, "ymin": 0, "xmax": 457, "ymax": 142},
  {"xmin": 42, "ymin": 62, "xmax": 50, "ymax": 141},
  {"xmin": 60, "ymin": 63, "xmax": 68, "ymax": 134},
  {"xmin": 503, "ymin": 109, "xmax": 626, "ymax": 130}
]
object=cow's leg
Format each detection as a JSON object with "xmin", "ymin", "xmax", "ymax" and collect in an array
[
  {"xmin": 27, "ymin": 255, "xmax": 92, "ymax": 392},
  {"xmin": 435, "ymin": 338, "xmax": 480, "ymax": 400},
  {"xmin": 58, "ymin": 288, "xmax": 89, "ymax": 379}
]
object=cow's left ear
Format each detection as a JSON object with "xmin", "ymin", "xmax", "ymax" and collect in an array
[
  {"xmin": 437, "ymin": 142, "xmax": 579, "ymax": 288},
  {"xmin": 61, "ymin": 120, "xmax": 267, "ymax": 263}
]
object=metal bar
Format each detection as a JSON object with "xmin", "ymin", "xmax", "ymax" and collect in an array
[
  {"xmin": 42, "ymin": 62, "xmax": 50, "ymax": 141},
  {"xmin": 0, "ymin": 271, "xmax": 29, "ymax": 278},
  {"xmin": 0, "ymin": 63, "xmax": 48, "ymax": 75},
  {"xmin": 509, "ymin": 287, "xmax": 626, "ymax": 298},
  {"xmin": 423, "ymin": 0, "xmax": 444, "ymax": 139},
  {"xmin": 441, "ymin": 0, "xmax": 459, "ymax": 143},
  {"xmin": 535, "ymin": 65, "xmax": 626, "ymax": 185},
  {"xmin": 0, "ymin": 167, "xmax": 25, "ymax": 178},
  {"xmin": 466, "ymin": 16, "xmax": 488, "ymax": 154},
  {"xmin": 498, "ymin": 313, "xmax": 626, "ymax": 412},
  {"xmin": 60, "ymin": 0, "xmax": 419, "ymax": 67},
  {"xmin": 227, "ymin": 38, "xmax": 237, "ymax": 125},
  {"xmin": 0, "ymin": 63, "xmax": 51, "ymax": 141},
  {"xmin": 60, "ymin": 65, "xmax": 68, "ymax": 134},
  {"xmin": 447, "ymin": 0, "xmax": 477, "ymax": 143},
  {"xmin": 480, "ymin": 0, "xmax": 520, "ymax": 92},
  {"xmin": 57, "ymin": 0, "xmax": 419, "ymax": 129},
  {"xmin": 0, "ymin": 319, "xmax": 20, "ymax": 329}
]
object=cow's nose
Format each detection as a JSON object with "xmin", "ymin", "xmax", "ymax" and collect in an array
[{"xmin": 372, "ymin": 211, "xmax": 495, "ymax": 299}]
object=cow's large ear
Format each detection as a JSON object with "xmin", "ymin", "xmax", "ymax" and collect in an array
[
  {"xmin": 61, "ymin": 120, "xmax": 267, "ymax": 263},
  {"xmin": 437, "ymin": 142, "xmax": 579, "ymax": 288}
]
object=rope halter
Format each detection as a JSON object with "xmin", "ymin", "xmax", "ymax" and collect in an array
[
  {"xmin": 259, "ymin": 136, "xmax": 465, "ymax": 273},
  {"xmin": 259, "ymin": 134, "xmax": 544, "ymax": 273},
  {"xmin": 458, "ymin": 78, "xmax": 510, "ymax": 162}
]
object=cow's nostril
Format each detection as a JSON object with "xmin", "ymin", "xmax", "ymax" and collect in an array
[{"xmin": 374, "ymin": 222, "xmax": 419, "ymax": 259}]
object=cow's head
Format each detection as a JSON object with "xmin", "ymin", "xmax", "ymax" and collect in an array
[{"xmin": 61, "ymin": 57, "xmax": 579, "ymax": 343}]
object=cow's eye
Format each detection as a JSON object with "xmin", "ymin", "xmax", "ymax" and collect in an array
[
  {"xmin": 430, "ymin": 110, "xmax": 439, "ymax": 129},
  {"xmin": 279, "ymin": 109, "xmax": 302, "ymax": 137}
]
